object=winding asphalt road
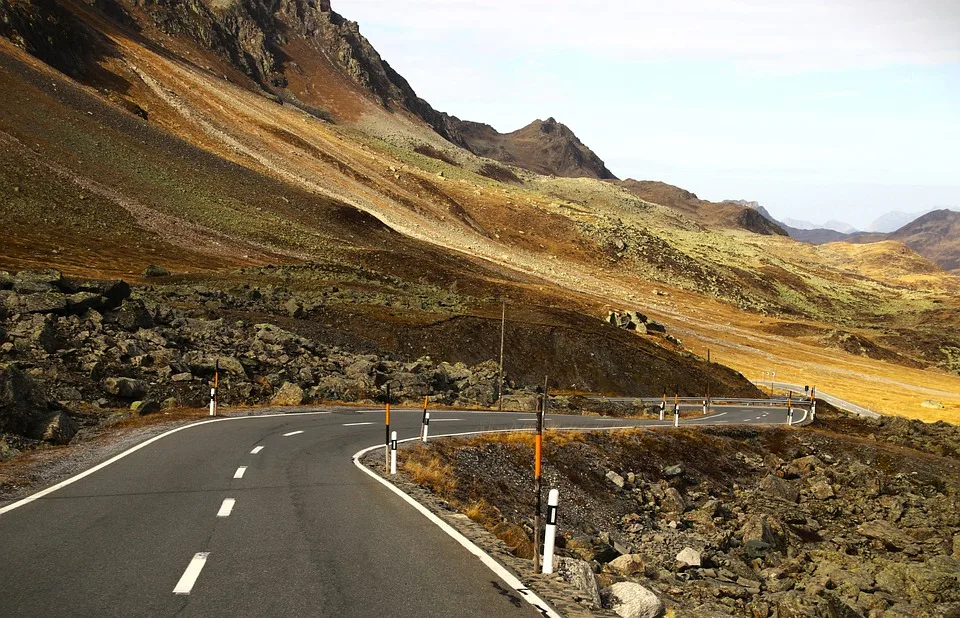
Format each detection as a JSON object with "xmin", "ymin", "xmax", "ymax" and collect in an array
[{"xmin": 0, "ymin": 405, "xmax": 798, "ymax": 617}]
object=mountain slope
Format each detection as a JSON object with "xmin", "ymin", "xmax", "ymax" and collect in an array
[
  {"xmin": 621, "ymin": 182, "xmax": 788, "ymax": 236},
  {"xmin": 887, "ymin": 209, "xmax": 960, "ymax": 273},
  {"xmin": 1, "ymin": 0, "xmax": 959, "ymax": 418}
]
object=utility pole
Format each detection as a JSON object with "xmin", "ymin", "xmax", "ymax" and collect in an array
[{"xmin": 498, "ymin": 300, "xmax": 506, "ymax": 411}]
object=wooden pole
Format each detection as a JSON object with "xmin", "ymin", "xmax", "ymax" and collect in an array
[
  {"xmin": 533, "ymin": 377, "xmax": 547, "ymax": 572},
  {"xmin": 384, "ymin": 383, "xmax": 391, "ymax": 474},
  {"xmin": 498, "ymin": 300, "xmax": 506, "ymax": 411}
]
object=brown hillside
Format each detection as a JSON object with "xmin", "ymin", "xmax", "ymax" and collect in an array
[
  {"xmin": 1, "ymin": 0, "xmax": 959, "ymax": 419},
  {"xmin": 618, "ymin": 180, "xmax": 788, "ymax": 236},
  {"xmin": 887, "ymin": 209, "xmax": 960, "ymax": 273}
]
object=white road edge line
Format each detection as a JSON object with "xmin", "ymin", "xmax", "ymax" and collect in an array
[
  {"xmin": 282, "ymin": 430, "xmax": 304, "ymax": 437},
  {"xmin": 173, "ymin": 552, "xmax": 210, "ymax": 595},
  {"xmin": 351, "ymin": 426, "xmax": 642, "ymax": 618},
  {"xmin": 233, "ymin": 467, "xmax": 247, "ymax": 479},
  {"xmin": 217, "ymin": 498, "xmax": 236, "ymax": 517},
  {"xmin": 427, "ymin": 419, "xmax": 462, "ymax": 422},
  {"xmin": 250, "ymin": 446, "xmax": 264, "ymax": 454},
  {"xmin": 342, "ymin": 422, "xmax": 374, "ymax": 426},
  {"xmin": 0, "ymin": 410, "xmax": 332, "ymax": 516}
]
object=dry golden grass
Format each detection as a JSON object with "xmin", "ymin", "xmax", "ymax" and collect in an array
[{"xmin": 401, "ymin": 449, "xmax": 457, "ymax": 496}]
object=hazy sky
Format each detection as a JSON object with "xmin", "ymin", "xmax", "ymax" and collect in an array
[{"xmin": 338, "ymin": 1, "xmax": 960, "ymax": 229}]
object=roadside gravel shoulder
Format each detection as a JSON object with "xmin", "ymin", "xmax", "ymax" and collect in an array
[{"xmin": 361, "ymin": 449, "xmax": 619, "ymax": 618}]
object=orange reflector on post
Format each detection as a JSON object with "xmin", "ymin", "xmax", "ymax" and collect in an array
[{"xmin": 534, "ymin": 434, "xmax": 542, "ymax": 478}]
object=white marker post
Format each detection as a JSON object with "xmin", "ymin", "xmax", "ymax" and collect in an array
[
  {"xmin": 422, "ymin": 412, "xmax": 430, "ymax": 443},
  {"xmin": 702, "ymin": 399, "xmax": 707, "ymax": 415},
  {"xmin": 390, "ymin": 431, "xmax": 398, "ymax": 475},
  {"xmin": 788, "ymin": 408, "xmax": 794, "ymax": 426},
  {"xmin": 542, "ymin": 489, "xmax": 559, "ymax": 574},
  {"xmin": 659, "ymin": 397, "xmax": 665, "ymax": 421},
  {"xmin": 674, "ymin": 403, "xmax": 680, "ymax": 427},
  {"xmin": 209, "ymin": 387, "xmax": 216, "ymax": 417}
]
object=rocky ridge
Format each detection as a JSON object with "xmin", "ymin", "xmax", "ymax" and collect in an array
[{"xmin": 0, "ymin": 268, "xmax": 521, "ymax": 459}]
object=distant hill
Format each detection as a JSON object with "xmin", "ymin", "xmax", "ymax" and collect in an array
[
  {"xmin": 620, "ymin": 183, "xmax": 788, "ymax": 235},
  {"xmin": 868, "ymin": 209, "xmax": 936, "ymax": 233},
  {"xmin": 453, "ymin": 117, "xmax": 616, "ymax": 180},
  {"xmin": 886, "ymin": 209, "xmax": 960, "ymax": 272}
]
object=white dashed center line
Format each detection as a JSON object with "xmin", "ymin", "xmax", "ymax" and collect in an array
[
  {"xmin": 428, "ymin": 419, "xmax": 462, "ymax": 422},
  {"xmin": 233, "ymin": 467, "xmax": 247, "ymax": 479},
  {"xmin": 342, "ymin": 422, "xmax": 374, "ymax": 427},
  {"xmin": 217, "ymin": 499, "xmax": 236, "ymax": 517},
  {"xmin": 282, "ymin": 431, "xmax": 304, "ymax": 437},
  {"xmin": 250, "ymin": 446, "xmax": 264, "ymax": 454},
  {"xmin": 173, "ymin": 552, "xmax": 209, "ymax": 595}
]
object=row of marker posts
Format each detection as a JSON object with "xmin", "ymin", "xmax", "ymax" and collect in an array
[{"xmin": 379, "ymin": 381, "xmax": 581, "ymax": 576}]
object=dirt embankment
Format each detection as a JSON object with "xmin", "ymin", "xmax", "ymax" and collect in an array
[{"xmin": 398, "ymin": 410, "xmax": 960, "ymax": 617}]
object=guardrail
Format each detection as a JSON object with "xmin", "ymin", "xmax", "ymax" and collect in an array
[
  {"xmin": 584, "ymin": 396, "xmax": 813, "ymax": 408},
  {"xmin": 757, "ymin": 381, "xmax": 881, "ymax": 419}
]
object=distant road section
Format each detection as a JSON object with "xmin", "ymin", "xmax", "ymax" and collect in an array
[{"xmin": 758, "ymin": 381, "xmax": 882, "ymax": 419}]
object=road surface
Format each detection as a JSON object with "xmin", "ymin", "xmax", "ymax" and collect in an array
[{"xmin": 0, "ymin": 405, "xmax": 798, "ymax": 617}]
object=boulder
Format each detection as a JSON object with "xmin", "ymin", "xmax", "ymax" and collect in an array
[
  {"xmin": 663, "ymin": 464, "xmax": 683, "ymax": 478},
  {"xmin": 857, "ymin": 520, "xmax": 915, "ymax": 552},
  {"xmin": 556, "ymin": 556, "xmax": 602, "ymax": 609},
  {"xmin": 104, "ymin": 377, "xmax": 147, "ymax": 399},
  {"xmin": 760, "ymin": 474, "xmax": 799, "ymax": 503},
  {"xmin": 30, "ymin": 411, "xmax": 78, "ymax": 444},
  {"xmin": 808, "ymin": 478, "xmax": 835, "ymax": 500},
  {"xmin": 131, "ymin": 400, "xmax": 162, "ymax": 415},
  {"xmin": 65, "ymin": 292, "xmax": 103, "ymax": 314},
  {"xmin": 183, "ymin": 354, "xmax": 246, "ymax": 378},
  {"xmin": 76, "ymin": 279, "xmax": 130, "ymax": 310},
  {"xmin": 271, "ymin": 382, "xmax": 304, "ymax": 406},
  {"xmin": 792, "ymin": 455, "xmax": 824, "ymax": 475},
  {"xmin": 661, "ymin": 487, "xmax": 686, "ymax": 514},
  {"xmin": 606, "ymin": 470, "xmax": 626, "ymax": 489},
  {"xmin": 13, "ymin": 268, "xmax": 63, "ymax": 291},
  {"xmin": 604, "ymin": 581, "xmax": 664, "ymax": 618},
  {"xmin": 113, "ymin": 299, "xmax": 154, "ymax": 331},
  {"xmin": 0, "ymin": 270, "xmax": 13, "ymax": 290},
  {"xmin": 0, "ymin": 364, "xmax": 50, "ymax": 435},
  {"xmin": 676, "ymin": 547, "xmax": 702, "ymax": 568},
  {"xmin": 742, "ymin": 514, "xmax": 787, "ymax": 552},
  {"xmin": 609, "ymin": 553, "xmax": 645, "ymax": 576},
  {"xmin": 498, "ymin": 392, "xmax": 540, "ymax": 412},
  {"xmin": 17, "ymin": 291, "xmax": 68, "ymax": 315},
  {"xmin": 142, "ymin": 264, "xmax": 170, "ymax": 278},
  {"xmin": 9, "ymin": 315, "xmax": 59, "ymax": 353}
]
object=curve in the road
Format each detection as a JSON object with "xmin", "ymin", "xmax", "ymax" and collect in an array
[{"xmin": 0, "ymin": 405, "xmax": 803, "ymax": 616}]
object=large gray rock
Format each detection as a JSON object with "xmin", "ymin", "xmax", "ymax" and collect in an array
[
  {"xmin": 498, "ymin": 392, "xmax": 539, "ymax": 412},
  {"xmin": 0, "ymin": 270, "xmax": 13, "ymax": 290},
  {"xmin": 13, "ymin": 268, "xmax": 63, "ymax": 292},
  {"xmin": 104, "ymin": 377, "xmax": 147, "ymax": 399},
  {"xmin": 605, "ymin": 581, "xmax": 664, "ymax": 618},
  {"xmin": 676, "ymin": 547, "xmax": 702, "ymax": 568},
  {"xmin": 661, "ymin": 487, "xmax": 686, "ymax": 514},
  {"xmin": 113, "ymin": 299, "xmax": 153, "ymax": 331},
  {"xmin": 30, "ymin": 411, "xmax": 78, "ymax": 444},
  {"xmin": 76, "ymin": 279, "xmax": 130, "ymax": 310},
  {"xmin": 0, "ymin": 364, "xmax": 50, "ymax": 435},
  {"xmin": 742, "ymin": 514, "xmax": 788, "ymax": 552},
  {"xmin": 609, "ymin": 553, "xmax": 645, "ymax": 576},
  {"xmin": 556, "ymin": 556, "xmax": 602, "ymax": 609},
  {"xmin": 760, "ymin": 474, "xmax": 800, "ymax": 503},
  {"xmin": 17, "ymin": 291, "xmax": 68, "ymax": 315},
  {"xmin": 857, "ymin": 520, "xmax": 916, "ymax": 551},
  {"xmin": 271, "ymin": 382, "xmax": 304, "ymax": 406},
  {"xmin": 182, "ymin": 353, "xmax": 247, "ymax": 378}
]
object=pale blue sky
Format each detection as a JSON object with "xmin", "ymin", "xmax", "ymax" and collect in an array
[{"xmin": 338, "ymin": 1, "xmax": 960, "ymax": 229}]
